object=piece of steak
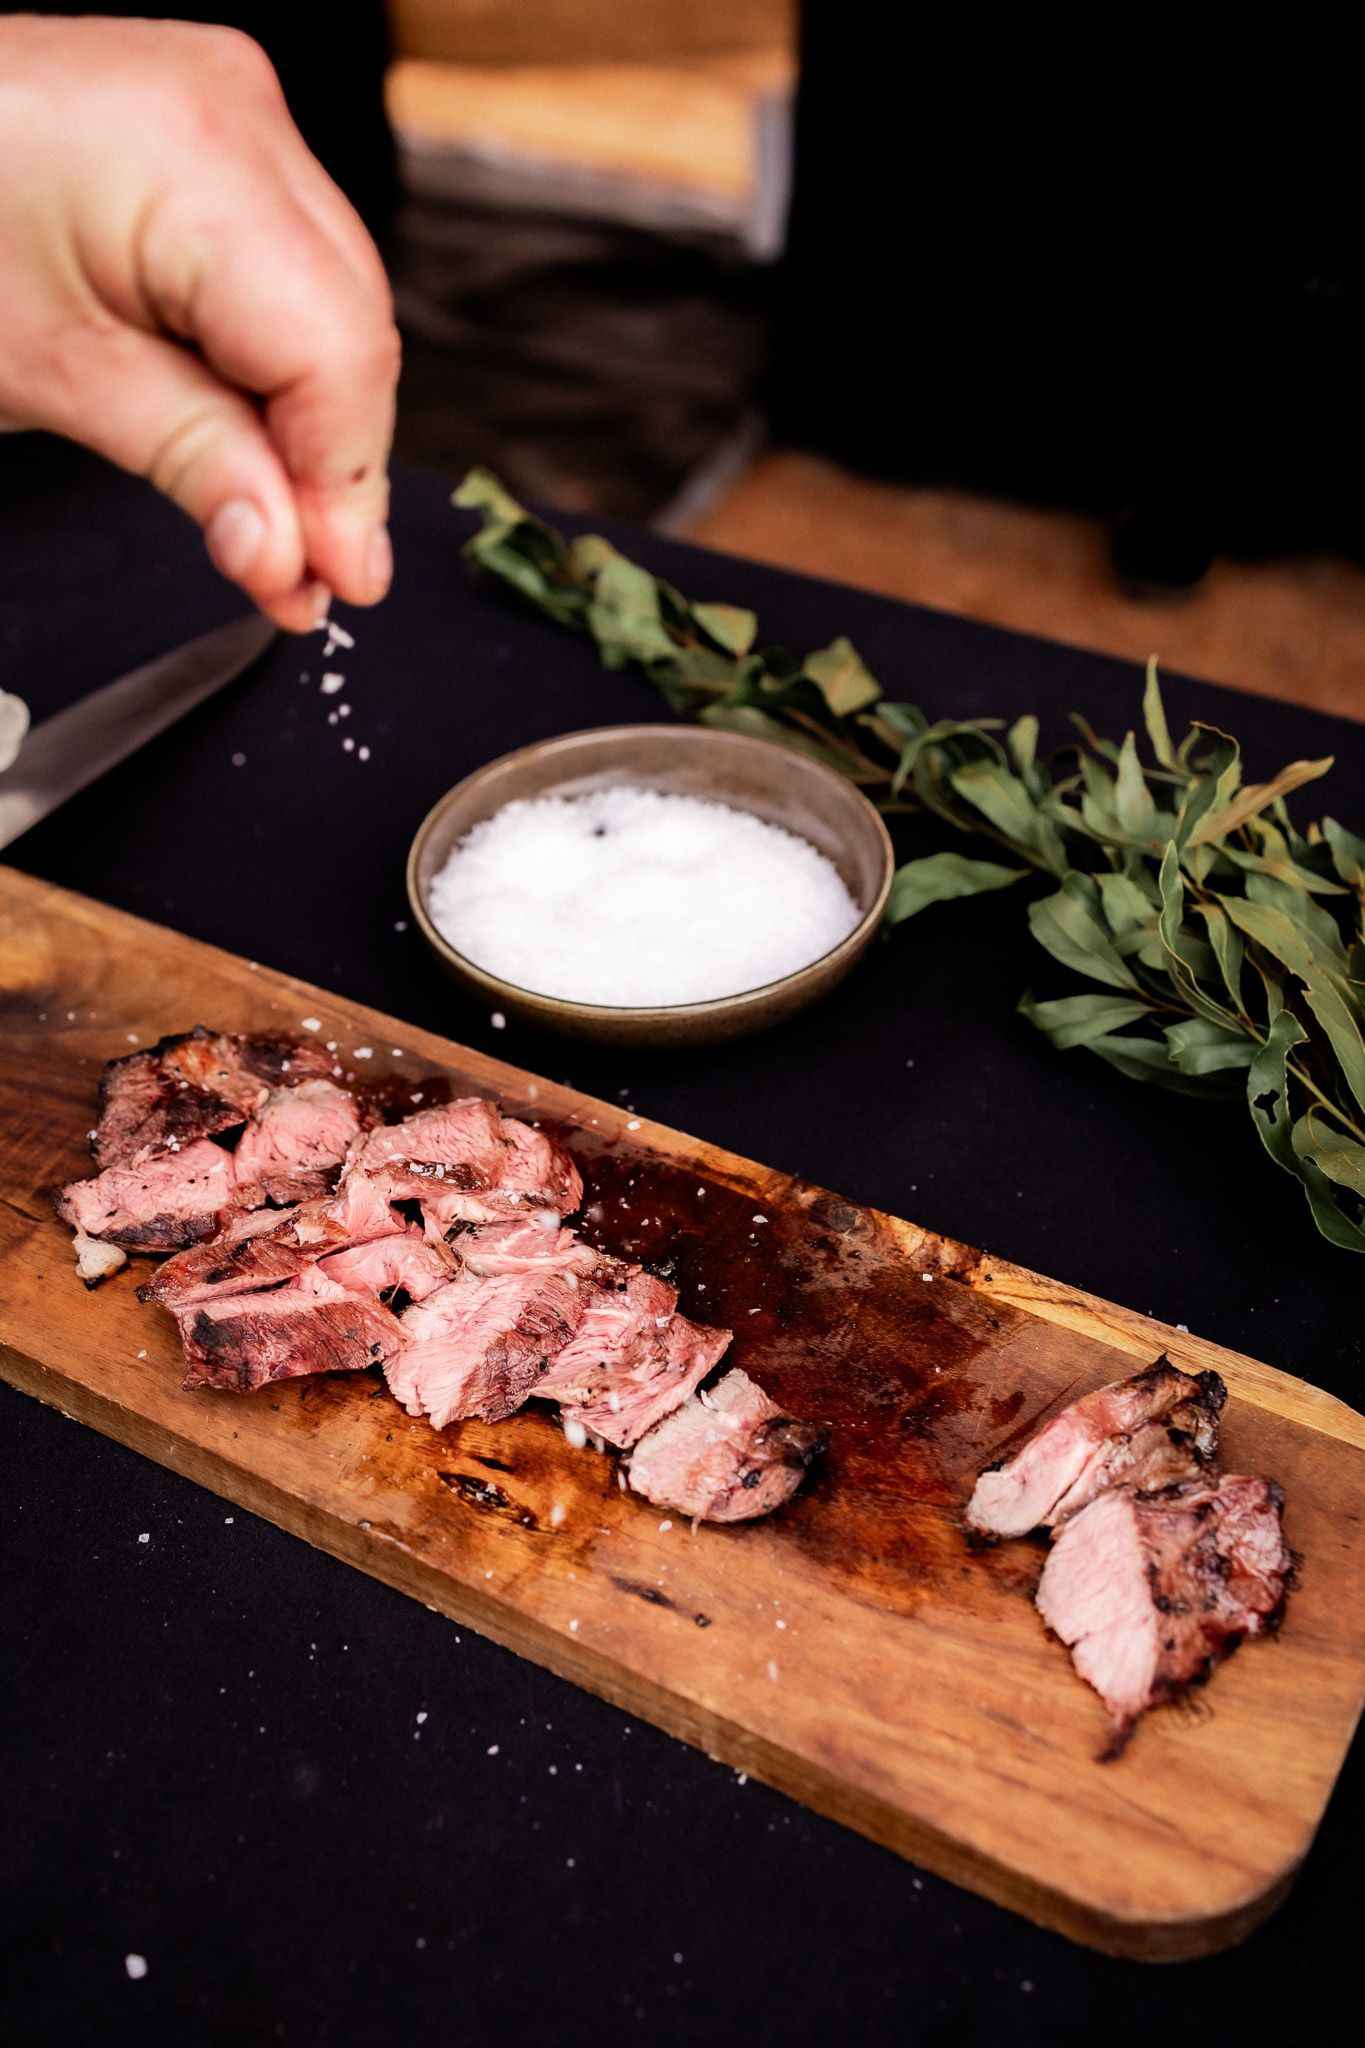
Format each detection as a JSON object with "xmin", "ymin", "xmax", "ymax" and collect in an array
[
  {"xmin": 176, "ymin": 1266, "xmax": 404, "ymax": 1392},
  {"xmin": 386, "ymin": 1267, "xmax": 586, "ymax": 1427},
  {"xmin": 138, "ymin": 1170, "xmax": 401, "ymax": 1310},
  {"xmin": 93, "ymin": 1027, "xmax": 333, "ymax": 1168},
  {"xmin": 319, "ymin": 1232, "xmax": 455, "ymax": 1303},
  {"xmin": 626, "ymin": 1368, "xmax": 828, "ymax": 1523},
  {"xmin": 57, "ymin": 1139, "xmax": 253, "ymax": 1253},
  {"xmin": 965, "ymin": 1359, "xmax": 1226, "ymax": 1540},
  {"xmin": 233, "ymin": 1078, "xmax": 364, "ymax": 1204},
  {"xmin": 454, "ymin": 1215, "xmax": 624, "ymax": 1284},
  {"xmin": 349, "ymin": 1098, "xmax": 582, "ymax": 1232},
  {"xmin": 535, "ymin": 1272, "xmax": 728, "ymax": 1448},
  {"xmin": 1035, "ymin": 1474, "xmax": 1291, "ymax": 1750}
]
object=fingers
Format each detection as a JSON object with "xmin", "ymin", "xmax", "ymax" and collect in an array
[
  {"xmin": 142, "ymin": 175, "xmax": 401, "ymax": 611},
  {"xmin": 39, "ymin": 312, "xmax": 329, "ymax": 632}
]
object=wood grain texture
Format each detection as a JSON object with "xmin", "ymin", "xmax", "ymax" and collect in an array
[{"xmin": 2, "ymin": 863, "xmax": 1363, "ymax": 1960}]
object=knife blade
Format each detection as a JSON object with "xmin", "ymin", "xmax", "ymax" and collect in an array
[{"xmin": 0, "ymin": 611, "xmax": 278, "ymax": 852}]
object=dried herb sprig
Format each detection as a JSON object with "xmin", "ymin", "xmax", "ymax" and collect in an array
[{"xmin": 454, "ymin": 468, "xmax": 1365, "ymax": 1254}]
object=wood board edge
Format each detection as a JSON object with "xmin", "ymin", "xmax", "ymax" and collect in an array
[{"xmin": 0, "ymin": 1334, "xmax": 1322, "ymax": 1962}]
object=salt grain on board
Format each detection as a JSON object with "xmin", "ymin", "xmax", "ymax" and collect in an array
[{"xmin": 426, "ymin": 786, "xmax": 862, "ymax": 1006}]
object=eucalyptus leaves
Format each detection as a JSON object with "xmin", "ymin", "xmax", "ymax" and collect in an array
[{"xmin": 454, "ymin": 468, "xmax": 1365, "ymax": 1254}]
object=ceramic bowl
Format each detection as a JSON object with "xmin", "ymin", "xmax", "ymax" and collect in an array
[{"xmin": 406, "ymin": 723, "xmax": 894, "ymax": 1048}]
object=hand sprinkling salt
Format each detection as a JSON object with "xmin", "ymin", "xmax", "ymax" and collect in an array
[{"xmin": 425, "ymin": 786, "xmax": 862, "ymax": 1006}]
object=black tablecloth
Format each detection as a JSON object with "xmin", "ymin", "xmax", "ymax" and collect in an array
[{"xmin": 3, "ymin": 438, "xmax": 1360, "ymax": 2047}]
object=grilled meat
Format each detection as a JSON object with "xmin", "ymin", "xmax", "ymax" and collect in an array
[
  {"xmin": 966, "ymin": 1359, "xmax": 1226, "ymax": 1539},
  {"xmin": 138, "ymin": 1170, "xmax": 401, "ymax": 1310},
  {"xmin": 232, "ymin": 1078, "xmax": 364, "ymax": 1204},
  {"xmin": 92, "ymin": 1026, "xmax": 333, "ymax": 1168},
  {"xmin": 455, "ymin": 1215, "xmax": 625, "ymax": 1284},
  {"xmin": 386, "ymin": 1267, "xmax": 586, "ymax": 1427},
  {"xmin": 350, "ymin": 1098, "xmax": 583, "ymax": 1233},
  {"xmin": 320, "ymin": 1231, "xmax": 455, "ymax": 1303},
  {"xmin": 57, "ymin": 1138, "xmax": 252, "ymax": 1253},
  {"xmin": 177, "ymin": 1266, "xmax": 405, "ymax": 1392},
  {"xmin": 626, "ymin": 1368, "xmax": 828, "ymax": 1522},
  {"xmin": 1036, "ymin": 1474, "xmax": 1291, "ymax": 1749},
  {"xmin": 537, "ymin": 1272, "xmax": 728, "ymax": 1448}
]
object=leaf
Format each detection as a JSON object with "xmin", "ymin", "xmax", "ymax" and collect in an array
[
  {"xmin": 586, "ymin": 557, "xmax": 681, "ymax": 669},
  {"xmin": 1142, "ymin": 657, "xmax": 1176, "ymax": 768},
  {"xmin": 1098, "ymin": 869, "xmax": 1159, "ymax": 935},
  {"xmin": 1114, "ymin": 732, "xmax": 1158, "ymax": 838},
  {"xmin": 1027, "ymin": 875, "xmax": 1142, "ymax": 991},
  {"xmin": 1289, "ymin": 1116, "xmax": 1365, "ymax": 1251},
  {"xmin": 1224, "ymin": 898, "xmax": 1365, "ymax": 1116},
  {"xmin": 691, "ymin": 602, "xmax": 758, "ymax": 657},
  {"xmin": 1323, "ymin": 816, "xmax": 1365, "ymax": 888},
  {"xmin": 1246, "ymin": 1006, "xmax": 1308, "ymax": 1174},
  {"xmin": 1019, "ymin": 990, "xmax": 1154, "ymax": 1050},
  {"xmin": 453, "ymin": 466, "xmax": 529, "ymax": 526},
  {"xmin": 1186, "ymin": 755, "xmax": 1334, "ymax": 846},
  {"xmin": 803, "ymin": 637, "xmax": 882, "ymax": 717},
  {"xmin": 1295, "ymin": 1112, "xmax": 1365, "ymax": 1200},
  {"xmin": 1243, "ymin": 869, "xmax": 1348, "ymax": 965},
  {"xmin": 1195, "ymin": 901, "xmax": 1245, "ymax": 1010},
  {"xmin": 884, "ymin": 854, "xmax": 1028, "ymax": 926},
  {"xmin": 696, "ymin": 703, "xmax": 866, "ymax": 775},
  {"xmin": 1156, "ymin": 847, "xmax": 1238, "ymax": 1026},
  {"xmin": 1085, "ymin": 1032, "xmax": 1214, "ymax": 1094},
  {"xmin": 1163, "ymin": 1016, "xmax": 1255, "ymax": 1076},
  {"xmin": 1175, "ymin": 725, "xmax": 1240, "ymax": 849},
  {"xmin": 1007, "ymin": 715, "xmax": 1039, "ymax": 777},
  {"xmin": 949, "ymin": 759, "xmax": 1047, "ymax": 852}
]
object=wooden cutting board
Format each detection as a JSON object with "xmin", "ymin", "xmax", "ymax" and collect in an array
[{"xmin": 3, "ymin": 862, "xmax": 1363, "ymax": 1961}]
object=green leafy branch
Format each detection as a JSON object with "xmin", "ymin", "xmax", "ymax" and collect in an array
[{"xmin": 454, "ymin": 468, "xmax": 1365, "ymax": 1254}]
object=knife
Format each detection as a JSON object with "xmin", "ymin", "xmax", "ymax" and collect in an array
[{"xmin": 0, "ymin": 611, "xmax": 278, "ymax": 852}]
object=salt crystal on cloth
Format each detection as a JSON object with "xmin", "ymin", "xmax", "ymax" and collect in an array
[{"xmin": 426, "ymin": 787, "xmax": 862, "ymax": 1006}]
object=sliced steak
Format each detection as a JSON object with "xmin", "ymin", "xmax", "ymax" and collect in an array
[
  {"xmin": 177, "ymin": 1266, "xmax": 404, "ymax": 1392},
  {"xmin": 139, "ymin": 1170, "xmax": 403, "ymax": 1309},
  {"xmin": 320, "ymin": 1232, "xmax": 455, "ymax": 1303},
  {"xmin": 966, "ymin": 1359, "xmax": 1226, "ymax": 1540},
  {"xmin": 535, "ymin": 1273, "xmax": 727, "ymax": 1448},
  {"xmin": 93, "ymin": 1027, "xmax": 333, "ymax": 1168},
  {"xmin": 386, "ymin": 1267, "xmax": 585, "ymax": 1427},
  {"xmin": 1035, "ymin": 1474, "xmax": 1291, "ymax": 1749},
  {"xmin": 233, "ymin": 1078, "xmax": 363, "ymax": 1203},
  {"xmin": 626, "ymin": 1368, "xmax": 828, "ymax": 1523},
  {"xmin": 454, "ymin": 1215, "xmax": 623, "ymax": 1283},
  {"xmin": 57, "ymin": 1139, "xmax": 252, "ymax": 1253},
  {"xmin": 349, "ymin": 1098, "xmax": 582, "ymax": 1232}
]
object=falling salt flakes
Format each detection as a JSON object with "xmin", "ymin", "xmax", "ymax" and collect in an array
[
  {"xmin": 358, "ymin": 746, "xmax": 371, "ymax": 763},
  {"xmin": 490, "ymin": 1012, "xmax": 506, "ymax": 1031},
  {"xmin": 320, "ymin": 673, "xmax": 345, "ymax": 695},
  {"xmin": 343, "ymin": 737, "xmax": 355, "ymax": 753},
  {"xmin": 124, "ymin": 1955, "xmax": 148, "ymax": 1981},
  {"xmin": 487, "ymin": 1743, "xmax": 499, "ymax": 1756},
  {"xmin": 231, "ymin": 753, "xmax": 246, "ymax": 768},
  {"xmin": 416, "ymin": 1710, "xmax": 428, "ymax": 1726}
]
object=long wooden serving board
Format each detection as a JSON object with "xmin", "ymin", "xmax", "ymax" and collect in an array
[{"xmin": 2, "ymin": 863, "xmax": 1363, "ymax": 1961}]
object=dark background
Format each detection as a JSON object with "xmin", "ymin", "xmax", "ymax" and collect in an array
[{"xmin": 2, "ymin": 440, "xmax": 1361, "ymax": 2045}]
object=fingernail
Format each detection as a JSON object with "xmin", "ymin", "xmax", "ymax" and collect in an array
[
  {"xmin": 366, "ymin": 525, "xmax": 392, "ymax": 599},
  {"xmin": 206, "ymin": 498, "xmax": 266, "ymax": 582}
]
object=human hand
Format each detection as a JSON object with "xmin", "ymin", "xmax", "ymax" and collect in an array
[{"xmin": 0, "ymin": 16, "xmax": 400, "ymax": 631}]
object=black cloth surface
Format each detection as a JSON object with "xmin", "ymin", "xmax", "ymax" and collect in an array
[{"xmin": 2, "ymin": 440, "xmax": 1361, "ymax": 2046}]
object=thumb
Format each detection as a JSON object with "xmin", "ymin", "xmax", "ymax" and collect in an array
[{"xmin": 33, "ymin": 318, "xmax": 328, "ymax": 632}]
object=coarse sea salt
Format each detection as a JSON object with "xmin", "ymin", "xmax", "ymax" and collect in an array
[{"xmin": 426, "ymin": 786, "xmax": 863, "ymax": 1007}]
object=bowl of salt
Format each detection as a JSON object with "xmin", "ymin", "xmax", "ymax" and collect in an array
[{"xmin": 406, "ymin": 724, "xmax": 894, "ymax": 1047}]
